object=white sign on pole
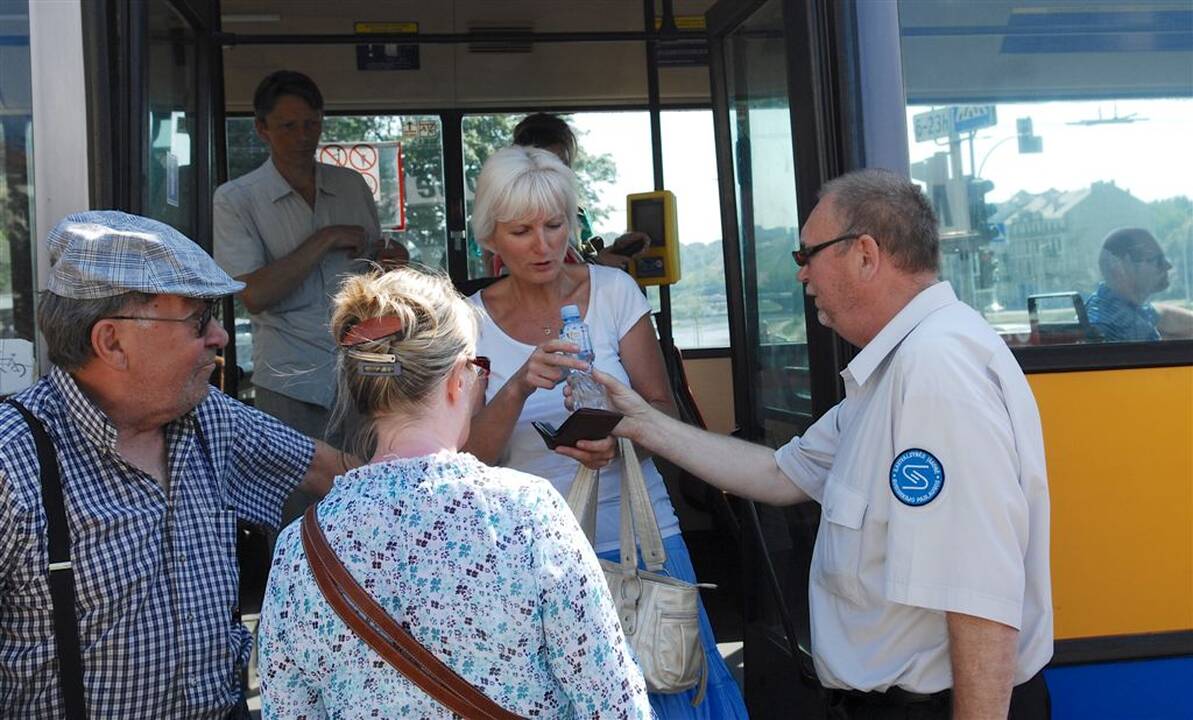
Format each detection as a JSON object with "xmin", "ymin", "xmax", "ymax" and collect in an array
[
  {"xmin": 913, "ymin": 105, "xmax": 999, "ymax": 142},
  {"xmin": 913, "ymin": 108, "xmax": 952, "ymax": 143},
  {"xmin": 953, "ymin": 105, "xmax": 997, "ymax": 133}
]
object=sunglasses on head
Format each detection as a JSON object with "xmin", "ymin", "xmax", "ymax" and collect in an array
[{"xmin": 468, "ymin": 356, "xmax": 491, "ymax": 378}]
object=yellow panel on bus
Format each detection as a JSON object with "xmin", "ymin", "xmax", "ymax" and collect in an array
[
  {"xmin": 1029, "ymin": 366, "xmax": 1193, "ymax": 640},
  {"xmin": 625, "ymin": 191, "xmax": 681, "ymax": 287}
]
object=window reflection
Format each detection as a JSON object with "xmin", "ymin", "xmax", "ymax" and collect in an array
[{"xmin": 906, "ymin": 98, "xmax": 1193, "ymax": 346}]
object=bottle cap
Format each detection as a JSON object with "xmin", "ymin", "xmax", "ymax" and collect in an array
[{"xmin": 560, "ymin": 304, "xmax": 581, "ymax": 322}]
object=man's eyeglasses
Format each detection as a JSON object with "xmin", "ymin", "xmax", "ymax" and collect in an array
[
  {"xmin": 468, "ymin": 355, "xmax": 491, "ymax": 378},
  {"xmin": 106, "ymin": 299, "xmax": 220, "ymax": 338},
  {"xmin": 1129, "ymin": 253, "xmax": 1168, "ymax": 268},
  {"xmin": 792, "ymin": 233, "xmax": 862, "ymax": 267}
]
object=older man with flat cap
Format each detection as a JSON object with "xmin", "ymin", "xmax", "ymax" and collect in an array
[{"xmin": 0, "ymin": 211, "xmax": 350, "ymax": 719}]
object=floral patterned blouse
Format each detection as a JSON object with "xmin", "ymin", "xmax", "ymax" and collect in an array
[{"xmin": 258, "ymin": 451, "xmax": 653, "ymax": 719}]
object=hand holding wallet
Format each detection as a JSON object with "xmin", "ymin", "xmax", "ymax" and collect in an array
[{"xmin": 532, "ymin": 408, "xmax": 623, "ymax": 449}]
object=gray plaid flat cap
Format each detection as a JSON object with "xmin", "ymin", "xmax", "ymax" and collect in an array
[{"xmin": 45, "ymin": 210, "xmax": 245, "ymax": 300}]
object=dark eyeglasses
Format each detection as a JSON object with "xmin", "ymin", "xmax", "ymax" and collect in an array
[
  {"xmin": 1129, "ymin": 253, "xmax": 1168, "ymax": 268},
  {"xmin": 106, "ymin": 299, "xmax": 220, "ymax": 338},
  {"xmin": 468, "ymin": 355, "xmax": 491, "ymax": 378},
  {"xmin": 792, "ymin": 233, "xmax": 863, "ymax": 267}
]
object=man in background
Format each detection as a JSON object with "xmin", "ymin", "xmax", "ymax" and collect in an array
[
  {"xmin": 214, "ymin": 70, "xmax": 404, "ymax": 521},
  {"xmin": 1085, "ymin": 227, "xmax": 1193, "ymax": 342}
]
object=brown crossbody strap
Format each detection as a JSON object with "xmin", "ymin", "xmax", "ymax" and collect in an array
[{"xmin": 300, "ymin": 505, "xmax": 525, "ymax": 720}]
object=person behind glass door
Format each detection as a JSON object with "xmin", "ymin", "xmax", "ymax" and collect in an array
[
  {"xmin": 589, "ymin": 169, "xmax": 1054, "ymax": 720},
  {"xmin": 256, "ymin": 267, "xmax": 652, "ymax": 718},
  {"xmin": 509, "ymin": 112, "xmax": 651, "ymax": 272},
  {"xmin": 463, "ymin": 146, "xmax": 749, "ymax": 719},
  {"xmin": 1085, "ymin": 227, "xmax": 1193, "ymax": 342},
  {"xmin": 213, "ymin": 69, "xmax": 407, "ymax": 525}
]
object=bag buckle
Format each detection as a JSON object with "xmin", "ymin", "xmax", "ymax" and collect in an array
[{"xmin": 620, "ymin": 574, "xmax": 642, "ymax": 634}]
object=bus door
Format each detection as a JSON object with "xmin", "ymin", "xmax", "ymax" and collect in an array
[
  {"xmin": 707, "ymin": 0, "xmax": 853, "ymax": 715},
  {"xmin": 89, "ymin": 0, "xmax": 223, "ymax": 251}
]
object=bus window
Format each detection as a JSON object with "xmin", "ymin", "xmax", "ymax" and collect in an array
[
  {"xmin": 223, "ymin": 113, "xmax": 447, "ymax": 402},
  {"xmin": 144, "ymin": 2, "xmax": 198, "ymax": 240},
  {"xmin": 662, "ymin": 109, "xmax": 730, "ymax": 350},
  {"xmin": 461, "ymin": 111, "xmax": 653, "ymax": 279},
  {"xmin": 462, "ymin": 110, "xmax": 731, "ymax": 351},
  {"xmin": 898, "ymin": 3, "xmax": 1193, "ymax": 347}
]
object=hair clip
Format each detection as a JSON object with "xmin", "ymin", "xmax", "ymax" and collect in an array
[
  {"xmin": 346, "ymin": 348, "xmax": 403, "ymax": 377},
  {"xmin": 341, "ymin": 316, "xmax": 404, "ymax": 347}
]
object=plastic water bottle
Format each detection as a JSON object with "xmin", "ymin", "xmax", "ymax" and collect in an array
[{"xmin": 559, "ymin": 304, "xmax": 609, "ymax": 410}]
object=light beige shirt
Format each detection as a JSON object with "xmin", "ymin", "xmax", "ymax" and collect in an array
[
  {"xmin": 774, "ymin": 282, "xmax": 1053, "ymax": 693},
  {"xmin": 214, "ymin": 157, "xmax": 380, "ymax": 407}
]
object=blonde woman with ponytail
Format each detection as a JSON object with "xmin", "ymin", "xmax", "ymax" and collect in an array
[{"xmin": 256, "ymin": 267, "xmax": 651, "ymax": 719}]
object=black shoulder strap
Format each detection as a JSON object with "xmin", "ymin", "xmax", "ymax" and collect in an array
[{"xmin": 6, "ymin": 399, "xmax": 87, "ymax": 720}]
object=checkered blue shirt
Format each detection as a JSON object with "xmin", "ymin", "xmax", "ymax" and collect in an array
[
  {"xmin": 1085, "ymin": 282, "xmax": 1161, "ymax": 342},
  {"xmin": 0, "ymin": 367, "xmax": 314, "ymax": 719}
]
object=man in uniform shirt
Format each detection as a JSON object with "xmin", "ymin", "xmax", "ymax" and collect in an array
[
  {"xmin": 0, "ymin": 211, "xmax": 351, "ymax": 718},
  {"xmin": 593, "ymin": 169, "xmax": 1053, "ymax": 719},
  {"xmin": 214, "ymin": 70, "xmax": 405, "ymax": 521}
]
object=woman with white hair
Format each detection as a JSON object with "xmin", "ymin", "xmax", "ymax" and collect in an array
[
  {"xmin": 464, "ymin": 146, "xmax": 748, "ymax": 718},
  {"xmin": 256, "ymin": 267, "xmax": 652, "ymax": 718}
]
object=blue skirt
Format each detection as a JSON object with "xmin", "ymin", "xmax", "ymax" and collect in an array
[{"xmin": 598, "ymin": 534, "xmax": 750, "ymax": 719}]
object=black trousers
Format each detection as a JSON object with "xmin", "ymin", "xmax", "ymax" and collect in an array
[{"xmin": 824, "ymin": 670, "xmax": 1051, "ymax": 720}]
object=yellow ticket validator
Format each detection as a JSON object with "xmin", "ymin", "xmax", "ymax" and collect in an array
[{"xmin": 625, "ymin": 190, "xmax": 680, "ymax": 286}]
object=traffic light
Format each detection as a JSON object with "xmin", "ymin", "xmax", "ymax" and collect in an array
[
  {"xmin": 967, "ymin": 177, "xmax": 998, "ymax": 241},
  {"xmin": 1017, "ymin": 117, "xmax": 1043, "ymax": 154},
  {"xmin": 978, "ymin": 248, "xmax": 999, "ymax": 289}
]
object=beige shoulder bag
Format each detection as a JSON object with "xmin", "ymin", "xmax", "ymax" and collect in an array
[{"xmin": 566, "ymin": 438, "xmax": 709, "ymax": 705}]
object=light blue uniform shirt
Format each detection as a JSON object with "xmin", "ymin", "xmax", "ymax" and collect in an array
[
  {"xmin": 775, "ymin": 282, "xmax": 1053, "ymax": 693},
  {"xmin": 214, "ymin": 157, "xmax": 380, "ymax": 407}
]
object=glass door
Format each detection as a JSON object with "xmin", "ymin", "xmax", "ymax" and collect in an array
[
  {"xmin": 709, "ymin": 0, "xmax": 834, "ymax": 714},
  {"xmin": 144, "ymin": 1, "xmax": 201, "ymax": 240}
]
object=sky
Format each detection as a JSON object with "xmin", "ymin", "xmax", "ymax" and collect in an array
[
  {"xmin": 568, "ymin": 97, "xmax": 1192, "ymax": 249},
  {"xmin": 909, "ymin": 98, "xmax": 1193, "ymax": 205}
]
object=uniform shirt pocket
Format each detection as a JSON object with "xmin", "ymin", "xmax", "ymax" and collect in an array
[{"xmin": 816, "ymin": 482, "xmax": 869, "ymax": 605}]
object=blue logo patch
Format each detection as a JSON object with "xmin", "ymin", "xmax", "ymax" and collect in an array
[{"xmin": 890, "ymin": 449, "xmax": 945, "ymax": 507}]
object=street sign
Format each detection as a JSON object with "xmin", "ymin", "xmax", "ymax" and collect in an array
[
  {"xmin": 913, "ymin": 108, "xmax": 952, "ymax": 143},
  {"xmin": 913, "ymin": 105, "xmax": 999, "ymax": 142},
  {"xmin": 953, "ymin": 104, "xmax": 997, "ymax": 133}
]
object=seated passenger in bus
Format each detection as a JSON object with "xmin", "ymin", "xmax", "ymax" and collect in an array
[
  {"xmin": 462, "ymin": 146, "xmax": 749, "ymax": 719},
  {"xmin": 213, "ymin": 69, "xmax": 407, "ymax": 526},
  {"xmin": 1085, "ymin": 227, "xmax": 1193, "ymax": 342},
  {"xmin": 0, "ymin": 211, "xmax": 348, "ymax": 719},
  {"xmin": 256, "ymin": 267, "xmax": 651, "ymax": 719}
]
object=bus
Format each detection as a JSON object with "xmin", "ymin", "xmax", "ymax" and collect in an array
[{"xmin": 3, "ymin": 1, "xmax": 1190, "ymax": 717}]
